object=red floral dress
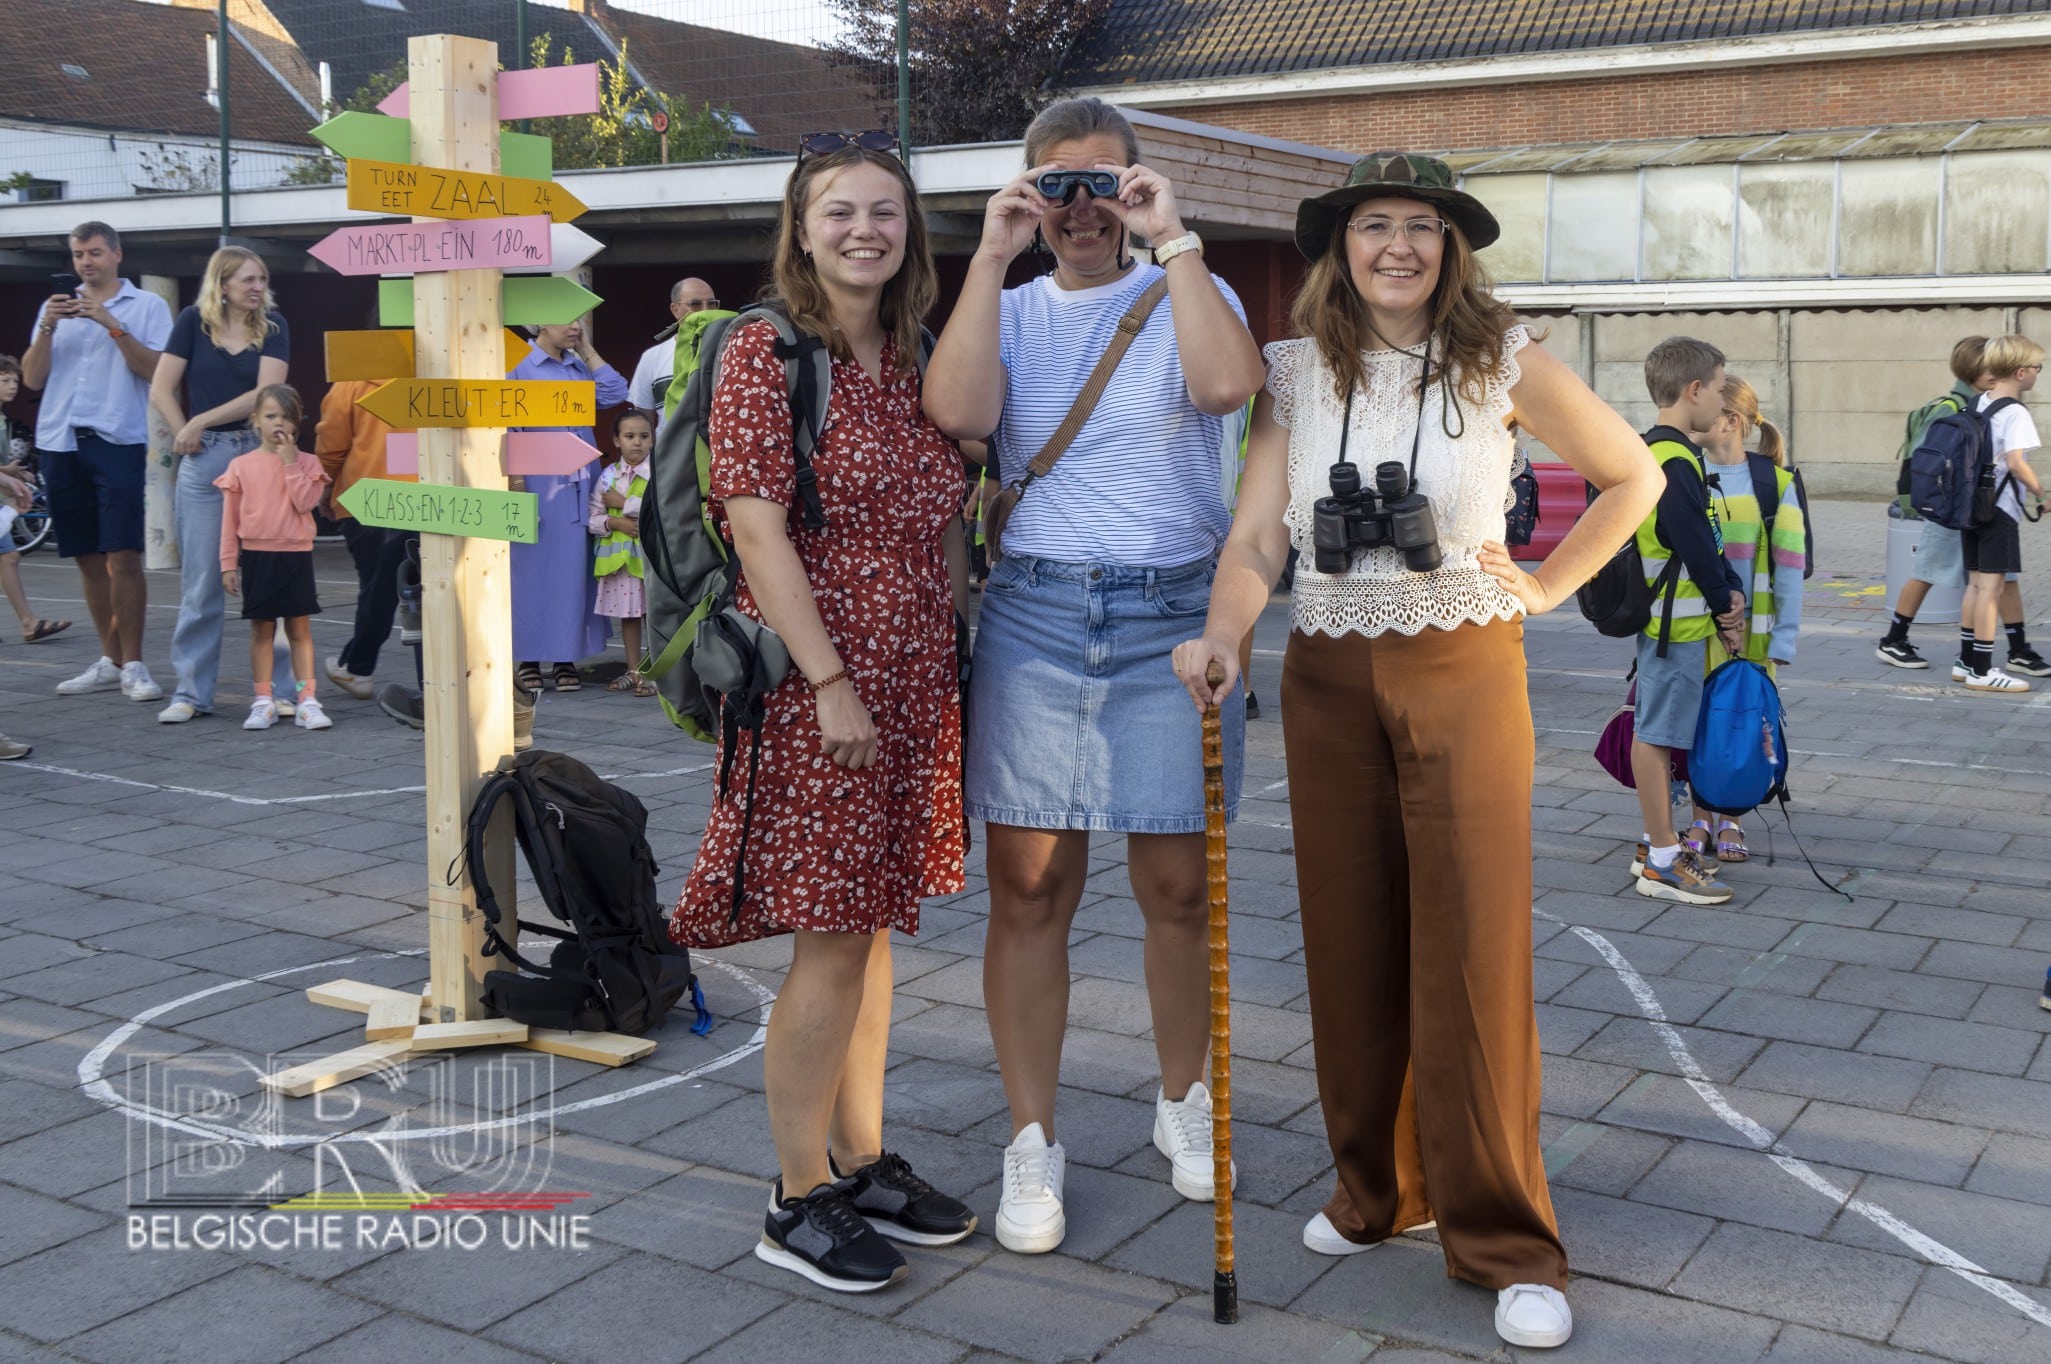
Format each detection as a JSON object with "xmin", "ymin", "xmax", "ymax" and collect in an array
[{"xmin": 670, "ymin": 320, "xmax": 966, "ymax": 946}]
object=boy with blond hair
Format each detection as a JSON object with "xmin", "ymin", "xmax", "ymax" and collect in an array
[{"xmin": 1958, "ymin": 334, "xmax": 2045, "ymax": 692}]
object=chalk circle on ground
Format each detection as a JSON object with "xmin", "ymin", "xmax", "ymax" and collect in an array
[{"xmin": 77, "ymin": 944, "xmax": 775, "ymax": 1148}]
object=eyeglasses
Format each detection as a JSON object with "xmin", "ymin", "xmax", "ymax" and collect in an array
[
  {"xmin": 798, "ymin": 130, "xmax": 901, "ymax": 162},
  {"xmin": 678, "ymin": 297, "xmax": 720, "ymax": 311},
  {"xmin": 1346, "ymin": 216, "xmax": 1449, "ymax": 246}
]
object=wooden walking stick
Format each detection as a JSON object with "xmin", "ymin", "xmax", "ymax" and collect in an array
[{"xmin": 1203, "ymin": 661, "xmax": 1238, "ymax": 1324}]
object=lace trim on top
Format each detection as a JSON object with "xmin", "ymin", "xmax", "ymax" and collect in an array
[{"xmin": 1263, "ymin": 328, "xmax": 1531, "ymax": 639}]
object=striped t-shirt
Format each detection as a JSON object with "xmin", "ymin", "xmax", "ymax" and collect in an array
[{"xmin": 994, "ymin": 264, "xmax": 1243, "ymax": 566}]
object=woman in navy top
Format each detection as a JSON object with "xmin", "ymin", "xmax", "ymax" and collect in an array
[{"xmin": 149, "ymin": 246, "xmax": 289, "ymax": 723}]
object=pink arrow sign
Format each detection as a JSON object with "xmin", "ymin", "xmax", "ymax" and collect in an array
[
  {"xmin": 379, "ymin": 64, "xmax": 603, "ymax": 121},
  {"xmin": 309, "ymin": 215, "xmax": 553, "ymax": 276},
  {"xmin": 387, "ymin": 430, "xmax": 605, "ymax": 478}
]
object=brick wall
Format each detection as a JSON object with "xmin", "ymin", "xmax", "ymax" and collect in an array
[{"xmin": 1153, "ymin": 47, "xmax": 2051, "ymax": 154}]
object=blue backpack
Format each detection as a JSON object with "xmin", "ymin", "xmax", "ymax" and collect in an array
[
  {"xmin": 1908, "ymin": 396, "xmax": 2017, "ymax": 529},
  {"xmin": 1689, "ymin": 658, "xmax": 1850, "ymax": 899}
]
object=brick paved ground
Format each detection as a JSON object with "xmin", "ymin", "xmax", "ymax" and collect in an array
[{"xmin": 1, "ymin": 499, "xmax": 2048, "ymax": 1362}]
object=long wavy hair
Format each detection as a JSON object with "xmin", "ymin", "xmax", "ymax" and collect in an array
[
  {"xmin": 196, "ymin": 246, "xmax": 277, "ymax": 345},
  {"xmin": 766, "ymin": 147, "xmax": 935, "ymax": 375},
  {"xmin": 1291, "ymin": 205, "xmax": 1517, "ymax": 413},
  {"xmin": 1722, "ymin": 374, "xmax": 1787, "ymax": 468}
]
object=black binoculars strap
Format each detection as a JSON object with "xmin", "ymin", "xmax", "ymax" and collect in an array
[{"xmin": 1334, "ymin": 347, "xmax": 1433, "ymax": 482}]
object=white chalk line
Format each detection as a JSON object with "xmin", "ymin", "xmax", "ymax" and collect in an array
[
  {"xmin": 5, "ymin": 760, "xmax": 712, "ymax": 806},
  {"xmin": 1541, "ymin": 909, "xmax": 2051, "ymax": 1332},
  {"xmin": 78, "ymin": 944, "xmax": 774, "ymax": 1148}
]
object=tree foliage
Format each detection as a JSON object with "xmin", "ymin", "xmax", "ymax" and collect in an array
[
  {"xmin": 334, "ymin": 37, "xmax": 744, "ymax": 169},
  {"xmin": 826, "ymin": 0, "xmax": 1111, "ymax": 146}
]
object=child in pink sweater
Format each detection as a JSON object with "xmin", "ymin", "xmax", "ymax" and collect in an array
[{"xmin": 217, "ymin": 384, "xmax": 332, "ymax": 731}]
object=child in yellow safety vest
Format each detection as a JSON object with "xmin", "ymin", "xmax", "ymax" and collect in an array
[
  {"xmin": 589, "ymin": 409, "xmax": 654, "ymax": 696},
  {"xmin": 1687, "ymin": 374, "xmax": 1807, "ymax": 863}
]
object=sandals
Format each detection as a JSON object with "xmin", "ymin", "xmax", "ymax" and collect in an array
[
  {"xmin": 1715, "ymin": 820, "xmax": 1750, "ymax": 863},
  {"xmin": 515, "ymin": 663, "xmax": 543, "ymax": 693},
  {"xmin": 22, "ymin": 618, "xmax": 70, "ymax": 644},
  {"xmin": 632, "ymin": 674, "xmax": 657, "ymax": 698},
  {"xmin": 606, "ymin": 671, "xmax": 638, "ymax": 693},
  {"xmin": 1679, "ymin": 822, "xmax": 1716, "ymax": 862},
  {"xmin": 551, "ymin": 663, "xmax": 582, "ymax": 692}
]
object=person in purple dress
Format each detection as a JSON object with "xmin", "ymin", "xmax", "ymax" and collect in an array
[{"xmin": 509, "ymin": 319, "xmax": 627, "ymax": 692}]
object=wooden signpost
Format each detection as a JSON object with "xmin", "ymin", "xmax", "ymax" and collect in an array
[
  {"xmin": 264, "ymin": 35, "xmax": 652, "ymax": 1098},
  {"xmin": 324, "ymin": 327, "xmax": 532, "ymax": 383},
  {"xmin": 313, "ymin": 111, "xmax": 552, "ymax": 180},
  {"xmin": 377, "ymin": 274, "xmax": 601, "ymax": 327},
  {"xmin": 386, "ymin": 431, "xmax": 604, "ymax": 478},
  {"xmin": 310, "ymin": 215, "xmax": 555, "ymax": 275}
]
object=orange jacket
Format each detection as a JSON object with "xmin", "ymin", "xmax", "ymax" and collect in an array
[{"xmin": 314, "ymin": 379, "xmax": 414, "ymax": 519}]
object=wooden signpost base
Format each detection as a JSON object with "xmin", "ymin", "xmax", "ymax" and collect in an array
[{"xmin": 260, "ymin": 33, "xmax": 650, "ymax": 1099}]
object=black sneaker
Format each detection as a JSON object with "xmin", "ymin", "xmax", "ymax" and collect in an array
[
  {"xmin": 2008, "ymin": 649, "xmax": 2051, "ymax": 678},
  {"xmin": 757, "ymin": 1181, "xmax": 907, "ymax": 1292},
  {"xmin": 1245, "ymin": 691, "xmax": 1261, "ymax": 720},
  {"xmin": 1876, "ymin": 638, "xmax": 1927, "ymax": 668},
  {"xmin": 834, "ymin": 1151, "xmax": 977, "ymax": 1246},
  {"xmin": 375, "ymin": 682, "xmax": 424, "ymax": 729}
]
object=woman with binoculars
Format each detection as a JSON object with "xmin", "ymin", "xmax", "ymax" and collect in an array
[
  {"xmin": 924, "ymin": 97, "xmax": 1265, "ymax": 1256},
  {"xmin": 1172, "ymin": 155, "xmax": 1661, "ymax": 1349}
]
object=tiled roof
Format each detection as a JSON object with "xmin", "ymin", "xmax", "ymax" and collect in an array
[
  {"xmin": 1067, "ymin": 0, "xmax": 2051, "ymax": 86},
  {"xmin": 0, "ymin": 0, "xmax": 317, "ymax": 144}
]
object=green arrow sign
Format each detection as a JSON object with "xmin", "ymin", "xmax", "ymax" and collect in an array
[
  {"xmin": 378, "ymin": 276, "xmax": 601, "ymax": 328},
  {"xmin": 312, "ymin": 111, "xmax": 552, "ymax": 180},
  {"xmin": 337, "ymin": 477, "xmax": 538, "ymax": 543}
]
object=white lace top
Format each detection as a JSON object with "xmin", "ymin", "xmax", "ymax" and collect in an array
[{"xmin": 1266, "ymin": 328, "xmax": 1531, "ymax": 639}]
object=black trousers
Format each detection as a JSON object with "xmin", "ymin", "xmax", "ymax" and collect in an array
[{"xmin": 337, "ymin": 519, "xmax": 410, "ymax": 676}]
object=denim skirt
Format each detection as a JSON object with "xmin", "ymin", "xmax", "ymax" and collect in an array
[{"xmin": 965, "ymin": 554, "xmax": 1244, "ymax": 834}]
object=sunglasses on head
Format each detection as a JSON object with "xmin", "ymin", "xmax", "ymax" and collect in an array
[
  {"xmin": 1035, "ymin": 169, "xmax": 1120, "ymax": 205},
  {"xmin": 798, "ymin": 130, "xmax": 901, "ymax": 162}
]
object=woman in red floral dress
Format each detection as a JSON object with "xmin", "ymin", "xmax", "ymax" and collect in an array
[{"xmin": 668, "ymin": 136, "xmax": 974, "ymax": 1294}]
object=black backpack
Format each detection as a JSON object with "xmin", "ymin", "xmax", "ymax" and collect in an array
[
  {"xmin": 1745, "ymin": 452, "xmax": 1817, "ymax": 580},
  {"xmin": 464, "ymin": 750, "xmax": 712, "ymax": 1036},
  {"xmin": 1574, "ymin": 478, "xmax": 1682, "ymax": 653}
]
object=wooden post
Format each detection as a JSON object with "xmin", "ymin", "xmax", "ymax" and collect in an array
[{"xmin": 409, "ymin": 33, "xmax": 516, "ymax": 1023}]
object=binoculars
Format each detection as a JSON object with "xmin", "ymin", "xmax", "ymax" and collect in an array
[{"xmin": 1035, "ymin": 169, "xmax": 1120, "ymax": 204}]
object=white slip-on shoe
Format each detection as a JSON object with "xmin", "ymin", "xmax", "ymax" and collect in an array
[
  {"xmin": 1496, "ymin": 1283, "xmax": 1573, "ymax": 1348},
  {"xmin": 1302, "ymin": 1211, "xmax": 1377, "ymax": 1256},
  {"xmin": 156, "ymin": 700, "xmax": 198, "ymax": 724},
  {"xmin": 56, "ymin": 656, "xmax": 121, "ymax": 694},
  {"xmin": 995, "ymin": 1122, "xmax": 1066, "ymax": 1254},
  {"xmin": 120, "ymin": 661, "xmax": 163, "ymax": 702},
  {"xmin": 1153, "ymin": 1081, "xmax": 1238, "ymax": 1201}
]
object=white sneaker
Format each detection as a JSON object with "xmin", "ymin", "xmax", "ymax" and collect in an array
[
  {"xmin": 1952, "ymin": 662, "xmax": 1969, "ymax": 682},
  {"xmin": 274, "ymin": 697, "xmax": 295, "ymax": 718},
  {"xmin": 243, "ymin": 697, "xmax": 279, "ymax": 730},
  {"xmin": 995, "ymin": 1122, "xmax": 1066, "ymax": 1254},
  {"xmin": 1303, "ymin": 1211, "xmax": 1377, "ymax": 1256},
  {"xmin": 1496, "ymin": 1283, "xmax": 1573, "ymax": 1348},
  {"xmin": 1965, "ymin": 667, "xmax": 2031, "ymax": 693},
  {"xmin": 120, "ymin": 661, "xmax": 163, "ymax": 702},
  {"xmin": 1153, "ymin": 1081, "xmax": 1237, "ymax": 1201},
  {"xmin": 325, "ymin": 657, "xmax": 373, "ymax": 700},
  {"xmin": 294, "ymin": 696, "xmax": 332, "ymax": 730},
  {"xmin": 56, "ymin": 656, "xmax": 121, "ymax": 694},
  {"xmin": 157, "ymin": 700, "xmax": 198, "ymax": 724}
]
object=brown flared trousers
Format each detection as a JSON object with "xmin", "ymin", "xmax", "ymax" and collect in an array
[{"xmin": 1280, "ymin": 618, "xmax": 1567, "ymax": 1291}]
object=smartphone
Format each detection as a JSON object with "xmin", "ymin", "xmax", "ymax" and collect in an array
[{"xmin": 50, "ymin": 272, "xmax": 80, "ymax": 294}]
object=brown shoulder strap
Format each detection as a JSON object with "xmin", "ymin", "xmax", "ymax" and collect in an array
[{"xmin": 1020, "ymin": 275, "xmax": 1171, "ymax": 482}]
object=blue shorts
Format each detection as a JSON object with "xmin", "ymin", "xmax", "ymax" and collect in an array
[
  {"xmin": 1913, "ymin": 522, "xmax": 2020, "ymax": 588},
  {"xmin": 964, "ymin": 554, "xmax": 1244, "ymax": 834},
  {"xmin": 1634, "ymin": 633, "xmax": 1709, "ymax": 750},
  {"xmin": 45, "ymin": 431, "xmax": 146, "ymax": 557}
]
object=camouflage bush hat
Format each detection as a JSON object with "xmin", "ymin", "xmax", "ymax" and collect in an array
[{"xmin": 1295, "ymin": 152, "xmax": 1500, "ymax": 260}]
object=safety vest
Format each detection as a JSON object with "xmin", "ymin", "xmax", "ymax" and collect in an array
[
  {"xmin": 1633, "ymin": 439, "xmax": 1723, "ymax": 644},
  {"xmin": 1708, "ymin": 457, "xmax": 1804, "ymax": 667},
  {"xmin": 593, "ymin": 466, "xmax": 647, "ymax": 580}
]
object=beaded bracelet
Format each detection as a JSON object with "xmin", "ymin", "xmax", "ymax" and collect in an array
[{"xmin": 809, "ymin": 669, "xmax": 851, "ymax": 693}]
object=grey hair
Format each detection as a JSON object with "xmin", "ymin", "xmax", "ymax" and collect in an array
[{"xmin": 1023, "ymin": 97, "xmax": 1140, "ymax": 167}]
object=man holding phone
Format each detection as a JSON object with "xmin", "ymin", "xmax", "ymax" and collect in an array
[{"xmin": 23, "ymin": 221, "xmax": 172, "ymax": 700}]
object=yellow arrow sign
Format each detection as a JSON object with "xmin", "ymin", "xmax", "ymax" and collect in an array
[
  {"xmin": 357, "ymin": 379, "xmax": 596, "ymax": 429},
  {"xmin": 344, "ymin": 158, "xmax": 586, "ymax": 223},
  {"xmin": 325, "ymin": 328, "xmax": 532, "ymax": 383}
]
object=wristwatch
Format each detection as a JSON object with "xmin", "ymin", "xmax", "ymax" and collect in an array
[
  {"xmin": 105, "ymin": 326, "xmax": 127, "ymax": 340},
  {"xmin": 1152, "ymin": 231, "xmax": 1203, "ymax": 266}
]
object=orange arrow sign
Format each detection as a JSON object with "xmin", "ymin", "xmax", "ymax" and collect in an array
[
  {"xmin": 358, "ymin": 378, "xmax": 596, "ymax": 429},
  {"xmin": 345, "ymin": 158, "xmax": 586, "ymax": 223},
  {"xmin": 325, "ymin": 329, "xmax": 532, "ymax": 383}
]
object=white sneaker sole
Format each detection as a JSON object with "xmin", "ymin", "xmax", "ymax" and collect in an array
[
  {"xmin": 753, "ymin": 1237, "xmax": 906, "ymax": 1292},
  {"xmin": 1875, "ymin": 647, "xmax": 1928, "ymax": 669},
  {"xmin": 1304, "ymin": 1228, "xmax": 1377, "ymax": 1256},
  {"xmin": 994, "ymin": 1206, "xmax": 1065, "ymax": 1254},
  {"xmin": 1153, "ymin": 1124, "xmax": 1237, "ymax": 1202},
  {"xmin": 1496, "ymin": 1304, "xmax": 1573, "ymax": 1348},
  {"xmin": 865, "ymin": 1214, "xmax": 976, "ymax": 1247},
  {"xmin": 57, "ymin": 678, "xmax": 120, "ymax": 695},
  {"xmin": 1633, "ymin": 874, "xmax": 1732, "ymax": 905},
  {"xmin": 297, "ymin": 714, "xmax": 333, "ymax": 731}
]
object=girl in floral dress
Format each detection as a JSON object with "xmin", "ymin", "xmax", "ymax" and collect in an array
[{"xmin": 667, "ymin": 134, "xmax": 974, "ymax": 1293}]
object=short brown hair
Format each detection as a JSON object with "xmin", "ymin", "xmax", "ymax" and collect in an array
[
  {"xmin": 1949, "ymin": 336, "xmax": 1988, "ymax": 386},
  {"xmin": 252, "ymin": 383, "xmax": 302, "ymax": 429},
  {"xmin": 0, "ymin": 353, "xmax": 20, "ymax": 379},
  {"xmin": 70, "ymin": 221, "xmax": 120, "ymax": 251},
  {"xmin": 1644, "ymin": 336, "xmax": 1726, "ymax": 407},
  {"xmin": 1023, "ymin": 97, "xmax": 1140, "ymax": 169},
  {"xmin": 1981, "ymin": 333, "xmax": 2044, "ymax": 381}
]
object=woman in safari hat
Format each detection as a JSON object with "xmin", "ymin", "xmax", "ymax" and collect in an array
[{"xmin": 1172, "ymin": 152, "xmax": 1663, "ymax": 1349}]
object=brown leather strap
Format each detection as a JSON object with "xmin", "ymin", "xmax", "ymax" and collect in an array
[{"xmin": 1019, "ymin": 275, "xmax": 1170, "ymax": 484}]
